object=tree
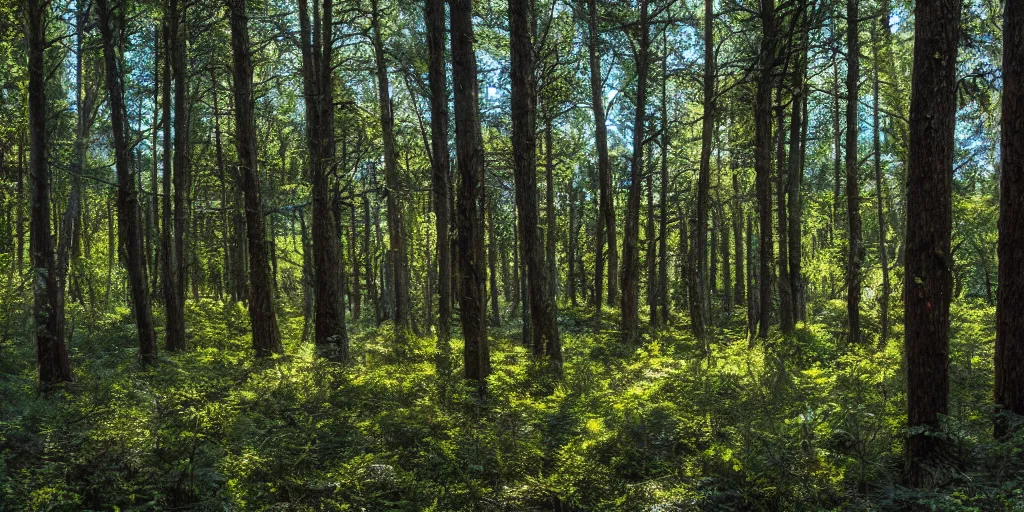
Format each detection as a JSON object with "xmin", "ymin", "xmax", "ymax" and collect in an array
[
  {"xmin": 588, "ymin": 0, "xmax": 617, "ymax": 313},
  {"xmin": 425, "ymin": 0, "xmax": 451, "ymax": 349},
  {"xmin": 371, "ymin": 0, "xmax": 411, "ymax": 337},
  {"xmin": 229, "ymin": 0, "xmax": 282, "ymax": 357},
  {"xmin": 620, "ymin": 0, "xmax": 650, "ymax": 343},
  {"xmin": 691, "ymin": 0, "xmax": 713, "ymax": 340},
  {"xmin": 509, "ymin": 0, "xmax": 560, "ymax": 360},
  {"xmin": 846, "ymin": 0, "xmax": 862, "ymax": 345},
  {"xmin": 164, "ymin": 0, "xmax": 189, "ymax": 352},
  {"xmin": 996, "ymin": 0, "xmax": 1024, "ymax": 437},
  {"xmin": 754, "ymin": 0, "xmax": 774, "ymax": 339},
  {"xmin": 451, "ymin": 0, "xmax": 489, "ymax": 389},
  {"xmin": 26, "ymin": 0, "xmax": 71, "ymax": 387},
  {"xmin": 298, "ymin": 0, "xmax": 347, "ymax": 360},
  {"xmin": 904, "ymin": 0, "xmax": 961, "ymax": 486}
]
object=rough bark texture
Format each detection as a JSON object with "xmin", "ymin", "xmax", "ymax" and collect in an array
[
  {"xmin": 871, "ymin": 27, "xmax": 889, "ymax": 346},
  {"xmin": 996, "ymin": 0, "xmax": 1024, "ymax": 437},
  {"xmin": 733, "ymin": 169, "xmax": 744, "ymax": 305},
  {"xmin": 425, "ymin": 0, "xmax": 451, "ymax": 346},
  {"xmin": 754, "ymin": 0, "xmax": 774, "ymax": 339},
  {"xmin": 98, "ymin": 0, "xmax": 158, "ymax": 366},
  {"xmin": 298, "ymin": 0, "xmax": 347, "ymax": 360},
  {"xmin": 509, "ymin": 0, "xmax": 560, "ymax": 360},
  {"xmin": 451, "ymin": 0, "xmax": 490, "ymax": 389},
  {"xmin": 788, "ymin": 32, "xmax": 806, "ymax": 329},
  {"xmin": 692, "ymin": 0, "xmax": 713, "ymax": 340},
  {"xmin": 588, "ymin": 0, "xmax": 617, "ymax": 311},
  {"xmin": 166, "ymin": 0, "xmax": 188, "ymax": 352},
  {"xmin": 230, "ymin": 0, "xmax": 283, "ymax": 357},
  {"xmin": 27, "ymin": 0, "xmax": 72, "ymax": 387},
  {"xmin": 904, "ymin": 0, "xmax": 961, "ymax": 487},
  {"xmin": 372, "ymin": 0, "xmax": 411, "ymax": 336},
  {"xmin": 776, "ymin": 96, "xmax": 793, "ymax": 335},
  {"xmin": 846, "ymin": 0, "xmax": 862, "ymax": 345},
  {"xmin": 620, "ymin": 0, "xmax": 649, "ymax": 343}
]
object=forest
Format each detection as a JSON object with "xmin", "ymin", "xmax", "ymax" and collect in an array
[{"xmin": 0, "ymin": 0, "xmax": 1023, "ymax": 508}]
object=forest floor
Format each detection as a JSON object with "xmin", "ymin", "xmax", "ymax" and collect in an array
[{"xmin": 1, "ymin": 298, "xmax": 1022, "ymax": 511}]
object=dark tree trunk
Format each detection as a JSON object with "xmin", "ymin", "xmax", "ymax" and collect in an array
[
  {"xmin": 692, "ymin": 0, "xmax": 713, "ymax": 339},
  {"xmin": 733, "ymin": 168, "xmax": 744, "ymax": 305},
  {"xmin": 658, "ymin": 38, "xmax": 670, "ymax": 322},
  {"xmin": 846, "ymin": 0, "xmax": 863, "ymax": 345},
  {"xmin": 755, "ymin": 0, "xmax": 774, "ymax": 339},
  {"xmin": 788, "ymin": 28, "xmax": 807, "ymax": 328},
  {"xmin": 98, "ymin": 0, "xmax": 158, "ymax": 365},
  {"xmin": 26, "ymin": 0, "xmax": 71, "ymax": 387},
  {"xmin": 509, "ymin": 0, "xmax": 560, "ymax": 360},
  {"xmin": 298, "ymin": 0, "xmax": 347, "ymax": 359},
  {"xmin": 996, "ymin": 0, "xmax": 1024, "ymax": 437},
  {"xmin": 620, "ymin": 0, "xmax": 649, "ymax": 343},
  {"xmin": 161, "ymin": 21, "xmax": 173, "ymax": 310},
  {"xmin": 545, "ymin": 116, "xmax": 558, "ymax": 307},
  {"xmin": 166, "ymin": 0, "xmax": 188, "ymax": 352},
  {"xmin": 372, "ymin": 0, "xmax": 411, "ymax": 336},
  {"xmin": 588, "ymin": 0, "xmax": 617, "ymax": 312},
  {"xmin": 776, "ymin": 93, "xmax": 793, "ymax": 335},
  {"xmin": 645, "ymin": 145, "xmax": 657, "ymax": 326},
  {"xmin": 488, "ymin": 194, "xmax": 501, "ymax": 326},
  {"xmin": 871, "ymin": 26, "xmax": 889, "ymax": 346},
  {"xmin": 451, "ymin": 0, "xmax": 490, "ymax": 389},
  {"xmin": 230, "ymin": 0, "xmax": 283, "ymax": 357},
  {"xmin": 904, "ymin": 0, "xmax": 961, "ymax": 486},
  {"xmin": 425, "ymin": 0, "xmax": 451, "ymax": 345}
]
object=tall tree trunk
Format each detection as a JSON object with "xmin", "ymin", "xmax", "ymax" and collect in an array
[
  {"xmin": 97, "ymin": 0, "xmax": 158, "ymax": 365},
  {"xmin": 26, "ymin": 0, "xmax": 71, "ymax": 387},
  {"xmin": 788, "ymin": 24, "xmax": 807, "ymax": 328},
  {"xmin": 871, "ymin": 24, "xmax": 889, "ymax": 346},
  {"xmin": 620, "ymin": 0, "xmax": 649, "ymax": 343},
  {"xmin": 692, "ymin": 0, "xmax": 713, "ymax": 340},
  {"xmin": 996, "ymin": 0, "xmax": 1024, "ymax": 438},
  {"xmin": 298, "ymin": 0, "xmax": 347, "ymax": 359},
  {"xmin": 372, "ymin": 0, "xmax": 411, "ymax": 336},
  {"xmin": 509, "ymin": 0, "xmax": 560, "ymax": 360},
  {"xmin": 846, "ymin": 0, "xmax": 863, "ymax": 345},
  {"xmin": 904, "ymin": 0, "xmax": 961, "ymax": 486},
  {"xmin": 645, "ymin": 144, "xmax": 657, "ymax": 326},
  {"xmin": 230, "ymin": 0, "xmax": 283, "ymax": 356},
  {"xmin": 755, "ymin": 0, "xmax": 774, "ymax": 339},
  {"xmin": 161, "ymin": 21, "xmax": 173, "ymax": 312},
  {"xmin": 775, "ymin": 88, "xmax": 794, "ymax": 333},
  {"xmin": 588, "ymin": 0, "xmax": 617, "ymax": 312},
  {"xmin": 425, "ymin": 0, "xmax": 451, "ymax": 345},
  {"xmin": 451, "ymin": 0, "xmax": 490, "ymax": 389},
  {"xmin": 545, "ymin": 115, "xmax": 558, "ymax": 307},
  {"xmin": 658, "ymin": 37, "xmax": 670, "ymax": 322},
  {"xmin": 488, "ymin": 193, "xmax": 501, "ymax": 326},
  {"xmin": 166, "ymin": 0, "xmax": 188, "ymax": 352}
]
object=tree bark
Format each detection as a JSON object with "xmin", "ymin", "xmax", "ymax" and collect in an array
[
  {"xmin": 871, "ymin": 23, "xmax": 889, "ymax": 346},
  {"xmin": 620, "ymin": 0, "xmax": 649, "ymax": 343},
  {"xmin": 230, "ymin": 0, "xmax": 283, "ymax": 357},
  {"xmin": 509, "ymin": 0, "xmax": 560, "ymax": 360},
  {"xmin": 26, "ymin": 0, "xmax": 72, "ymax": 387},
  {"xmin": 165, "ymin": 0, "xmax": 188, "ymax": 352},
  {"xmin": 98, "ymin": 0, "xmax": 158, "ymax": 365},
  {"xmin": 425, "ymin": 0, "xmax": 451, "ymax": 345},
  {"xmin": 755, "ymin": 0, "xmax": 774, "ymax": 339},
  {"xmin": 996, "ymin": 0, "xmax": 1024, "ymax": 437},
  {"xmin": 372, "ymin": 0, "xmax": 411, "ymax": 337},
  {"xmin": 692, "ymin": 0, "xmax": 713, "ymax": 339},
  {"xmin": 588, "ymin": 0, "xmax": 617, "ymax": 312},
  {"xmin": 451, "ymin": 0, "xmax": 490, "ymax": 389},
  {"xmin": 904, "ymin": 0, "xmax": 961, "ymax": 486},
  {"xmin": 846, "ymin": 0, "xmax": 863, "ymax": 345}
]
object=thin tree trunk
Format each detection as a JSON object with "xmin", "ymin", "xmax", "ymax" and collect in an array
[
  {"xmin": 425, "ymin": 0, "xmax": 450, "ymax": 345},
  {"xmin": 788, "ymin": 23, "xmax": 807, "ymax": 328},
  {"xmin": 166, "ymin": 0, "xmax": 188, "ymax": 352},
  {"xmin": 692, "ymin": 0, "xmax": 713, "ymax": 340},
  {"xmin": 755, "ymin": 0, "xmax": 774, "ymax": 339},
  {"xmin": 777, "ymin": 93, "xmax": 793, "ymax": 334},
  {"xmin": 97, "ymin": 0, "xmax": 158, "ymax": 364},
  {"xmin": 871, "ymin": 24, "xmax": 889, "ymax": 346},
  {"xmin": 846, "ymin": 0, "xmax": 863, "ymax": 345},
  {"xmin": 588, "ymin": 0, "xmax": 617, "ymax": 312},
  {"xmin": 620, "ymin": 0, "xmax": 649, "ymax": 343},
  {"xmin": 371, "ymin": 0, "xmax": 411, "ymax": 337}
]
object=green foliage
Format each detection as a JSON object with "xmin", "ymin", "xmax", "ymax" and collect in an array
[{"xmin": 3, "ymin": 302, "xmax": 1022, "ymax": 511}]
